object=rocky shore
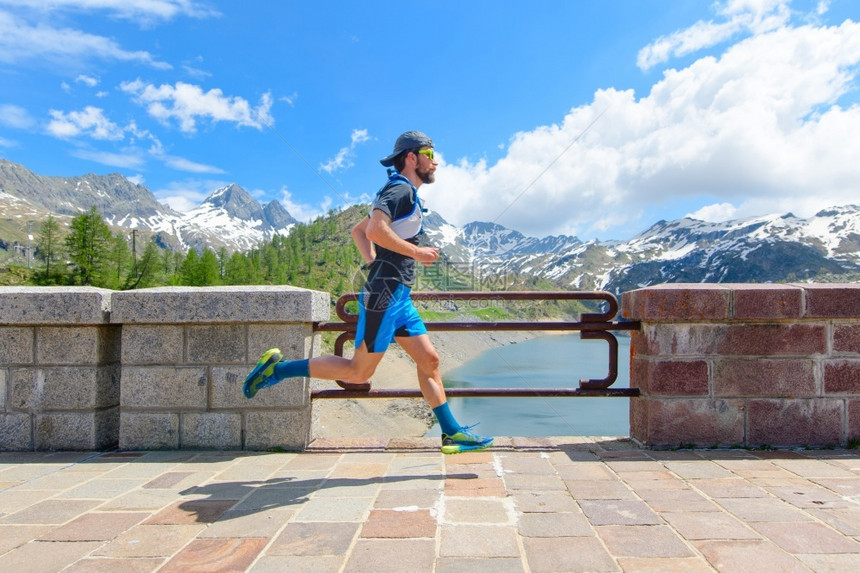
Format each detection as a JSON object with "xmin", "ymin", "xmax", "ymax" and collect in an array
[{"xmin": 310, "ymin": 330, "xmax": 536, "ymax": 439}]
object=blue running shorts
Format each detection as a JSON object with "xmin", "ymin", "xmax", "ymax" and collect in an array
[{"xmin": 355, "ymin": 279, "xmax": 427, "ymax": 353}]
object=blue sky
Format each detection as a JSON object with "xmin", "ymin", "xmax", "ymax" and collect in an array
[{"xmin": 1, "ymin": 1, "xmax": 858, "ymax": 241}]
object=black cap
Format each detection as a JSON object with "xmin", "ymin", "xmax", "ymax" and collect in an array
[{"xmin": 380, "ymin": 131, "xmax": 433, "ymax": 167}]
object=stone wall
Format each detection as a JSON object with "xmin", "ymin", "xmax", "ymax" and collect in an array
[
  {"xmin": 5, "ymin": 283, "xmax": 859, "ymax": 451},
  {"xmin": 1, "ymin": 286, "xmax": 329, "ymax": 451},
  {"xmin": 623, "ymin": 283, "xmax": 860, "ymax": 448},
  {"xmin": 0, "ymin": 287, "xmax": 118, "ymax": 450}
]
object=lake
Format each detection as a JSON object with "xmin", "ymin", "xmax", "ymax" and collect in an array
[{"xmin": 426, "ymin": 334, "xmax": 631, "ymax": 437}]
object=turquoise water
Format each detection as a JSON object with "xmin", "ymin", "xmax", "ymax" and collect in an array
[{"xmin": 427, "ymin": 334, "xmax": 631, "ymax": 437}]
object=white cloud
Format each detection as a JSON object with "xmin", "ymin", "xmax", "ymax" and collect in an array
[
  {"xmin": 75, "ymin": 74, "xmax": 98, "ymax": 86},
  {"xmin": 120, "ymin": 80, "xmax": 274, "ymax": 133},
  {"xmin": 637, "ymin": 0, "xmax": 791, "ymax": 71},
  {"xmin": 0, "ymin": 0, "xmax": 219, "ymax": 23},
  {"xmin": 320, "ymin": 128, "xmax": 371, "ymax": 174},
  {"xmin": 163, "ymin": 155, "xmax": 225, "ymax": 174},
  {"xmin": 47, "ymin": 106, "xmax": 124, "ymax": 140},
  {"xmin": 431, "ymin": 12, "xmax": 860, "ymax": 240},
  {"xmin": 686, "ymin": 203, "xmax": 739, "ymax": 222},
  {"xmin": 153, "ymin": 178, "xmax": 228, "ymax": 212},
  {"xmin": 127, "ymin": 173, "xmax": 145, "ymax": 185},
  {"xmin": 0, "ymin": 10, "xmax": 171, "ymax": 68},
  {"xmin": 279, "ymin": 186, "xmax": 332, "ymax": 223},
  {"xmin": 0, "ymin": 135, "xmax": 16, "ymax": 147},
  {"xmin": 71, "ymin": 148, "xmax": 145, "ymax": 169},
  {"xmin": 0, "ymin": 103, "xmax": 35, "ymax": 129}
]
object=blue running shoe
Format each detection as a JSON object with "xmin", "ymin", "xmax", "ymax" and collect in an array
[
  {"xmin": 243, "ymin": 348, "xmax": 282, "ymax": 398},
  {"xmin": 441, "ymin": 424, "xmax": 494, "ymax": 455}
]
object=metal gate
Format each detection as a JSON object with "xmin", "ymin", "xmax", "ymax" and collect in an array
[{"xmin": 312, "ymin": 291, "xmax": 640, "ymax": 399}]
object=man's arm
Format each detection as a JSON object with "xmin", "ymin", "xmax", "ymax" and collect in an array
[
  {"xmin": 350, "ymin": 216, "xmax": 375, "ymax": 264},
  {"xmin": 366, "ymin": 209, "xmax": 439, "ymax": 265}
]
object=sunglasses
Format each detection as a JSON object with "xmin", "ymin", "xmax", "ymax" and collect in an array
[{"xmin": 415, "ymin": 148, "xmax": 434, "ymax": 161}]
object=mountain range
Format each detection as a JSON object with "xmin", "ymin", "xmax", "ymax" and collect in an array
[
  {"xmin": 0, "ymin": 159, "xmax": 296, "ymax": 253},
  {"xmin": 1, "ymin": 158, "xmax": 858, "ymax": 292},
  {"xmin": 427, "ymin": 207, "xmax": 860, "ymax": 295}
]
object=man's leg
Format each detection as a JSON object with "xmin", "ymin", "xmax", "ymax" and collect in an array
[
  {"xmin": 308, "ymin": 343, "xmax": 385, "ymax": 383},
  {"xmin": 396, "ymin": 334, "xmax": 493, "ymax": 454},
  {"xmin": 244, "ymin": 343, "xmax": 384, "ymax": 398},
  {"xmin": 394, "ymin": 334, "xmax": 444, "ymax": 407}
]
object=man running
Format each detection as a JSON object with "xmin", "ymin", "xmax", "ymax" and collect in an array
[{"xmin": 243, "ymin": 130, "xmax": 493, "ymax": 454}]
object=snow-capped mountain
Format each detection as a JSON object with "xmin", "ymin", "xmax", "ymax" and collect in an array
[
  {"xmin": 423, "ymin": 206, "xmax": 860, "ymax": 293},
  {"xmin": 180, "ymin": 184, "xmax": 296, "ymax": 252},
  {"xmin": 0, "ymin": 159, "xmax": 296, "ymax": 252}
]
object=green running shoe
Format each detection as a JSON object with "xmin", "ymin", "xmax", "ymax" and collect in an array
[
  {"xmin": 243, "ymin": 348, "xmax": 282, "ymax": 398},
  {"xmin": 441, "ymin": 424, "xmax": 494, "ymax": 455}
]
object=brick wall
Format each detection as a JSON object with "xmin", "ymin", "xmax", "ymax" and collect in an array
[{"xmin": 623, "ymin": 283, "xmax": 860, "ymax": 448}]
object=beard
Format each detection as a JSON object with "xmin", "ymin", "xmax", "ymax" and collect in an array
[{"xmin": 416, "ymin": 166, "xmax": 435, "ymax": 185}]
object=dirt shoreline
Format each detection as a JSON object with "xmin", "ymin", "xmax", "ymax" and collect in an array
[{"xmin": 310, "ymin": 330, "xmax": 536, "ymax": 439}]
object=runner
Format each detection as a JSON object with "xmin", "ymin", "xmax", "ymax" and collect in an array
[{"xmin": 244, "ymin": 131, "xmax": 493, "ymax": 454}]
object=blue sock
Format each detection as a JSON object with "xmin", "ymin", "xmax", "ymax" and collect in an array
[
  {"xmin": 432, "ymin": 402, "xmax": 461, "ymax": 436},
  {"xmin": 273, "ymin": 359, "xmax": 310, "ymax": 380}
]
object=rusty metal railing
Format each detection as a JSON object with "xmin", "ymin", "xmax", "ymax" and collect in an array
[{"xmin": 312, "ymin": 291, "xmax": 640, "ymax": 399}]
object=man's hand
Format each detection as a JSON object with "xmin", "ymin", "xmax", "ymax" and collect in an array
[{"xmin": 414, "ymin": 246, "xmax": 439, "ymax": 266}]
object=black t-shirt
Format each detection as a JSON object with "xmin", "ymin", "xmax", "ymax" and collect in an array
[{"xmin": 367, "ymin": 174, "xmax": 423, "ymax": 286}]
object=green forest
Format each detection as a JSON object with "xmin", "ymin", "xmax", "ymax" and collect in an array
[{"xmin": 2, "ymin": 204, "xmax": 368, "ymax": 296}]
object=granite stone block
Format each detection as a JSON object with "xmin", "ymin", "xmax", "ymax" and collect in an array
[
  {"xmin": 638, "ymin": 323, "xmax": 827, "ymax": 357},
  {"xmin": 824, "ymin": 360, "xmax": 860, "ymax": 393},
  {"xmin": 186, "ymin": 324, "xmax": 246, "ymax": 364},
  {"xmin": 635, "ymin": 399, "xmax": 745, "ymax": 447},
  {"xmin": 713, "ymin": 359, "xmax": 816, "ymax": 397},
  {"xmin": 848, "ymin": 400, "xmax": 860, "ymax": 441},
  {"xmin": 181, "ymin": 412, "xmax": 241, "ymax": 449},
  {"xmin": 748, "ymin": 399, "xmax": 844, "ymax": 446},
  {"xmin": 803, "ymin": 283, "xmax": 860, "ymax": 318},
  {"xmin": 631, "ymin": 358, "xmax": 708, "ymax": 395},
  {"xmin": 245, "ymin": 410, "xmax": 310, "ymax": 451},
  {"xmin": 733, "ymin": 285, "xmax": 804, "ymax": 320},
  {"xmin": 834, "ymin": 324, "xmax": 860, "ymax": 354},
  {"xmin": 0, "ymin": 326, "xmax": 34, "ymax": 364},
  {"xmin": 111, "ymin": 286, "xmax": 329, "ymax": 324},
  {"xmin": 0, "ymin": 286, "xmax": 112, "ymax": 325},
  {"xmin": 622, "ymin": 284, "xmax": 732, "ymax": 321},
  {"xmin": 8, "ymin": 366, "xmax": 119, "ymax": 411},
  {"xmin": 120, "ymin": 412, "xmax": 180, "ymax": 450},
  {"xmin": 121, "ymin": 325, "xmax": 184, "ymax": 365},
  {"xmin": 0, "ymin": 412, "xmax": 31, "ymax": 450},
  {"xmin": 36, "ymin": 326, "xmax": 119, "ymax": 365},
  {"xmin": 247, "ymin": 323, "xmax": 313, "ymax": 361},
  {"xmin": 121, "ymin": 366, "xmax": 208, "ymax": 409},
  {"xmin": 35, "ymin": 409, "xmax": 119, "ymax": 450}
]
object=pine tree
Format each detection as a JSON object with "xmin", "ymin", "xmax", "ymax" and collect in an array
[
  {"xmin": 180, "ymin": 249, "xmax": 201, "ymax": 285},
  {"xmin": 124, "ymin": 240, "xmax": 161, "ymax": 289},
  {"xmin": 34, "ymin": 214, "xmax": 65, "ymax": 285},
  {"xmin": 107, "ymin": 232, "xmax": 131, "ymax": 290},
  {"xmin": 199, "ymin": 248, "xmax": 221, "ymax": 285},
  {"xmin": 65, "ymin": 206, "xmax": 113, "ymax": 286}
]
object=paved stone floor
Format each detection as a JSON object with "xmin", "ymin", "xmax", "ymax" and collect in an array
[{"xmin": 1, "ymin": 437, "xmax": 860, "ymax": 572}]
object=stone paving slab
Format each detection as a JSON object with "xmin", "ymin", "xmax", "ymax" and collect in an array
[{"xmin": 0, "ymin": 437, "xmax": 859, "ymax": 571}]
